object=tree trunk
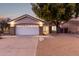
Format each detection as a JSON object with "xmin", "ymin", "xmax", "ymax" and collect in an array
[
  {"xmin": 49, "ymin": 25, "xmax": 52, "ymax": 34},
  {"xmin": 56, "ymin": 25, "xmax": 59, "ymax": 33},
  {"xmin": 56, "ymin": 22, "xmax": 60, "ymax": 33}
]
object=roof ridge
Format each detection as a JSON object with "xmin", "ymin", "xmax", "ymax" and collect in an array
[{"xmin": 10, "ymin": 14, "xmax": 45, "ymax": 22}]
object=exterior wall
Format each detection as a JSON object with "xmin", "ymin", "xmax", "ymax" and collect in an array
[
  {"xmin": 39, "ymin": 26, "xmax": 44, "ymax": 35},
  {"xmin": 68, "ymin": 22, "xmax": 79, "ymax": 33},
  {"xmin": 62, "ymin": 20, "xmax": 79, "ymax": 33},
  {"xmin": 9, "ymin": 27, "xmax": 16, "ymax": 35},
  {"xmin": 68, "ymin": 23, "xmax": 77, "ymax": 33},
  {"xmin": 43, "ymin": 25, "xmax": 49, "ymax": 35}
]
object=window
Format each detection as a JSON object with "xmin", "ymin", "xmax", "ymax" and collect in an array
[{"xmin": 52, "ymin": 26, "xmax": 56, "ymax": 31}]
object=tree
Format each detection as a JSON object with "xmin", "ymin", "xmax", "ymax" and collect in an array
[
  {"xmin": 0, "ymin": 18, "xmax": 10, "ymax": 34},
  {"xmin": 75, "ymin": 4, "xmax": 79, "ymax": 18},
  {"xmin": 32, "ymin": 3, "xmax": 77, "ymax": 33}
]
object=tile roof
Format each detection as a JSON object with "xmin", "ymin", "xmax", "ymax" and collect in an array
[{"xmin": 9, "ymin": 14, "xmax": 45, "ymax": 22}]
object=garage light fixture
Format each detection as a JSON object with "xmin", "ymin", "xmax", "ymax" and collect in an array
[
  {"xmin": 9, "ymin": 21, "xmax": 15, "ymax": 27},
  {"xmin": 38, "ymin": 21, "xmax": 43, "ymax": 27}
]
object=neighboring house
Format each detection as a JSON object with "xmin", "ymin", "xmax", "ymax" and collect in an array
[
  {"xmin": 8, "ymin": 14, "xmax": 49, "ymax": 35},
  {"xmin": 62, "ymin": 17, "xmax": 79, "ymax": 34}
]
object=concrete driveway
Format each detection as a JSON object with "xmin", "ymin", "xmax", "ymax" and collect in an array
[{"xmin": 0, "ymin": 36, "xmax": 39, "ymax": 56}]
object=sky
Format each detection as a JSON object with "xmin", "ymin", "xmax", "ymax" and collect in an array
[{"xmin": 0, "ymin": 3, "xmax": 36, "ymax": 19}]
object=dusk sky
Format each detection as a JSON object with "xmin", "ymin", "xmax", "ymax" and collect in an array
[{"xmin": 0, "ymin": 3, "xmax": 36, "ymax": 19}]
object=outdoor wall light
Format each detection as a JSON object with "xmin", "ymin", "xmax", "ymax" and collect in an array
[
  {"xmin": 9, "ymin": 21, "xmax": 15, "ymax": 27},
  {"xmin": 38, "ymin": 21, "xmax": 43, "ymax": 27}
]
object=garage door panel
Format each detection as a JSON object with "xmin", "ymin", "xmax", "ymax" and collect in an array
[{"xmin": 16, "ymin": 25, "xmax": 39, "ymax": 35}]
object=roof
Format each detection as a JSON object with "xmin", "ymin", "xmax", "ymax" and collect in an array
[
  {"xmin": 9, "ymin": 14, "xmax": 46, "ymax": 23},
  {"xmin": 69, "ymin": 17, "xmax": 79, "ymax": 22}
]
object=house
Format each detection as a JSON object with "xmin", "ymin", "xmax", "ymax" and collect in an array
[
  {"xmin": 8, "ymin": 14, "xmax": 49, "ymax": 35},
  {"xmin": 67, "ymin": 17, "xmax": 79, "ymax": 34},
  {"xmin": 62, "ymin": 17, "xmax": 79, "ymax": 34},
  {"xmin": 9, "ymin": 14, "xmax": 79, "ymax": 35}
]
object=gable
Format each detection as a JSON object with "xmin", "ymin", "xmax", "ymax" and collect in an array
[
  {"xmin": 16, "ymin": 17, "xmax": 40, "ymax": 25},
  {"xmin": 10, "ymin": 14, "xmax": 45, "ymax": 25}
]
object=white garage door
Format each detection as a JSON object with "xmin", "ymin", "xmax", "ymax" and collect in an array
[{"xmin": 16, "ymin": 25, "xmax": 39, "ymax": 35}]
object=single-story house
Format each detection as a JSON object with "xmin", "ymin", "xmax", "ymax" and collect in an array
[
  {"xmin": 62, "ymin": 17, "xmax": 79, "ymax": 34},
  {"xmin": 8, "ymin": 14, "xmax": 79, "ymax": 35},
  {"xmin": 8, "ymin": 14, "xmax": 50, "ymax": 35}
]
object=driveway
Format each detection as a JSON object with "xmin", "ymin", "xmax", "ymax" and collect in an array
[
  {"xmin": 0, "ymin": 36, "xmax": 39, "ymax": 56},
  {"xmin": 1, "ymin": 34, "xmax": 79, "ymax": 56}
]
